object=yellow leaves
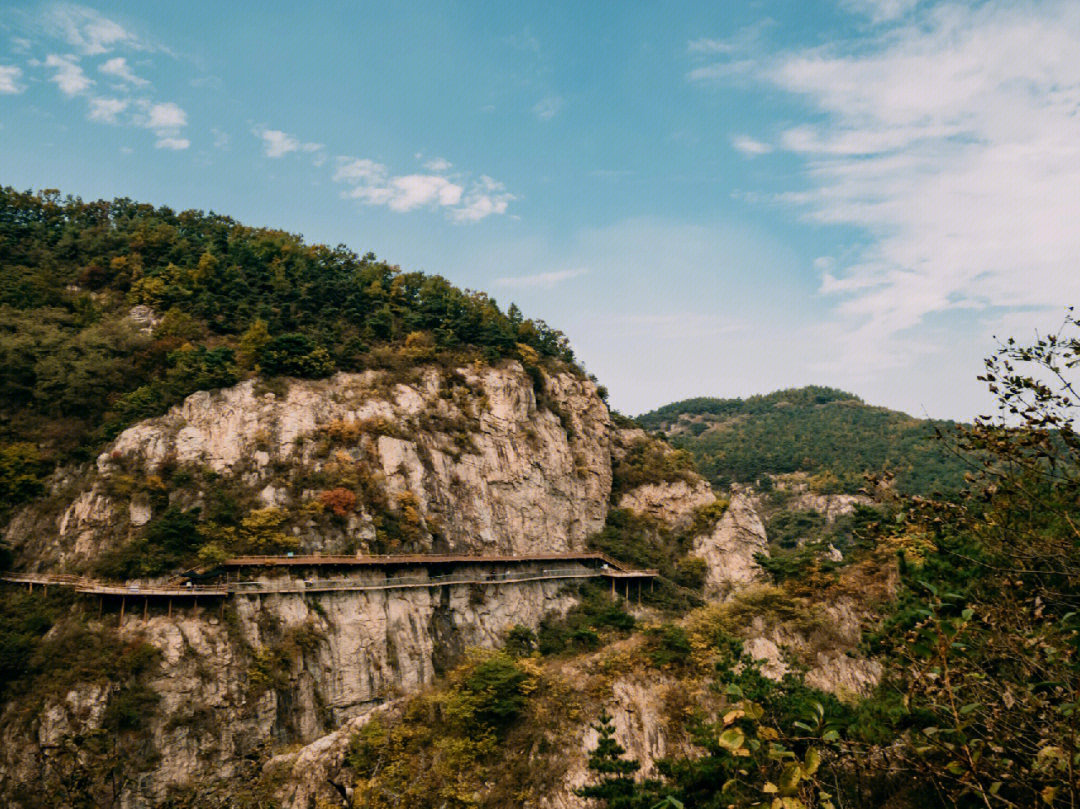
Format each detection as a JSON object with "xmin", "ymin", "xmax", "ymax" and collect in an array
[
  {"xmin": 722, "ymin": 708, "xmax": 745, "ymax": 726},
  {"xmin": 128, "ymin": 275, "xmax": 167, "ymax": 306},
  {"xmin": 802, "ymin": 747, "xmax": 821, "ymax": 776},
  {"xmin": 717, "ymin": 728, "xmax": 746, "ymax": 752},
  {"xmin": 515, "ymin": 343, "xmax": 541, "ymax": 366},
  {"xmin": 778, "ymin": 763, "xmax": 802, "ymax": 793},
  {"xmin": 770, "ymin": 798, "xmax": 807, "ymax": 809}
]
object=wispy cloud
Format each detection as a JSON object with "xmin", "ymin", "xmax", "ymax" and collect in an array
[
  {"xmin": 155, "ymin": 136, "xmax": 190, "ymax": 150},
  {"xmin": 687, "ymin": 38, "xmax": 734, "ymax": 54},
  {"xmin": 87, "ymin": 96, "xmax": 127, "ymax": 123},
  {"xmin": 840, "ymin": 0, "xmax": 922, "ymax": 23},
  {"xmin": 254, "ymin": 126, "xmax": 323, "ymax": 158},
  {"xmin": 494, "ymin": 268, "xmax": 587, "ymax": 288},
  {"xmin": 731, "ymin": 135, "xmax": 772, "ymax": 156},
  {"xmin": 44, "ymin": 53, "xmax": 92, "ymax": 95},
  {"xmin": 143, "ymin": 101, "xmax": 186, "ymax": 131},
  {"xmin": 44, "ymin": 3, "xmax": 145, "ymax": 55},
  {"xmin": 686, "ymin": 20, "xmax": 775, "ymax": 82},
  {"xmin": 99, "ymin": 56, "xmax": 147, "ymax": 86},
  {"xmin": 0, "ymin": 65, "xmax": 24, "ymax": 94},
  {"xmin": 333, "ymin": 157, "xmax": 514, "ymax": 222},
  {"xmin": 21, "ymin": 7, "xmax": 191, "ymax": 149},
  {"xmin": 532, "ymin": 95, "xmax": 563, "ymax": 120},
  {"xmin": 452, "ymin": 176, "xmax": 515, "ymax": 222},
  {"xmin": 693, "ymin": 0, "xmax": 1080, "ymax": 371}
]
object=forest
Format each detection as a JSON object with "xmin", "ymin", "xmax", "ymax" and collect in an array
[{"xmin": 639, "ymin": 386, "xmax": 970, "ymax": 495}]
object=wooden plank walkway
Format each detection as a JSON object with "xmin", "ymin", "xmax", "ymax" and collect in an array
[
  {"xmin": 212, "ymin": 551, "xmax": 628, "ymax": 571},
  {"xmin": 2, "ymin": 552, "xmax": 657, "ymax": 599}
]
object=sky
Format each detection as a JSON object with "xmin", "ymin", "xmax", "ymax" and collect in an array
[{"xmin": 2, "ymin": 1, "xmax": 1079, "ymax": 420}]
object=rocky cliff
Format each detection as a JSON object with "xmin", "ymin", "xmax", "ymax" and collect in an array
[
  {"xmin": 0, "ymin": 362, "xmax": 882, "ymax": 809},
  {"xmin": 6, "ymin": 361, "xmax": 612, "ymax": 571}
]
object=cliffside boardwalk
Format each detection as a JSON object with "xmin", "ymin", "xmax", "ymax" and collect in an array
[{"xmin": 2, "ymin": 551, "xmax": 657, "ymax": 619}]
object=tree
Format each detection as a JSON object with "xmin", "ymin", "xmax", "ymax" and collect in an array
[
  {"xmin": 258, "ymin": 333, "xmax": 334, "ymax": 378},
  {"xmin": 577, "ymin": 711, "xmax": 642, "ymax": 808}
]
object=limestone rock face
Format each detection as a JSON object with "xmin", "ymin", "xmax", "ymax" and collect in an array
[
  {"xmin": 738, "ymin": 596, "xmax": 883, "ymax": 699},
  {"xmin": 0, "ymin": 578, "xmax": 579, "ymax": 806},
  {"xmin": 617, "ymin": 478, "xmax": 714, "ymax": 528},
  {"xmin": 693, "ymin": 491, "xmax": 769, "ymax": 599},
  {"xmin": 786, "ymin": 491, "xmax": 872, "ymax": 523},
  {"xmin": 5, "ymin": 362, "xmax": 613, "ymax": 568}
]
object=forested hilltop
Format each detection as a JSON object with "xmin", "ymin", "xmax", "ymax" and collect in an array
[
  {"xmin": 639, "ymin": 386, "xmax": 969, "ymax": 495},
  {"xmin": 0, "ymin": 186, "xmax": 578, "ymax": 521}
]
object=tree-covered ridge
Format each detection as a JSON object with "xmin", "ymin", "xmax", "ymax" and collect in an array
[
  {"xmin": 638, "ymin": 386, "xmax": 969, "ymax": 495},
  {"xmin": 0, "ymin": 186, "xmax": 576, "ymax": 474}
]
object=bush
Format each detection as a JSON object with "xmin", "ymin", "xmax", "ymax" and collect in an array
[
  {"xmin": 644, "ymin": 624, "xmax": 693, "ymax": 668},
  {"xmin": 462, "ymin": 654, "xmax": 531, "ymax": 731},
  {"xmin": 259, "ymin": 334, "xmax": 336, "ymax": 378}
]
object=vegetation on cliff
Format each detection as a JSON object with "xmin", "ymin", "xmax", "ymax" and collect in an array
[
  {"xmin": 639, "ymin": 386, "xmax": 969, "ymax": 495},
  {"xmin": 0, "ymin": 186, "xmax": 577, "ymax": 483}
]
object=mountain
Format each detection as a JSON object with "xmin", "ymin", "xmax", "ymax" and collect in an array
[
  {"xmin": 2, "ymin": 188, "xmax": 1076, "ymax": 809},
  {"xmin": 638, "ymin": 385, "xmax": 970, "ymax": 495}
]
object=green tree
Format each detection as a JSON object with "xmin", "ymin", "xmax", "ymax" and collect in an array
[{"xmin": 577, "ymin": 711, "xmax": 643, "ymax": 808}]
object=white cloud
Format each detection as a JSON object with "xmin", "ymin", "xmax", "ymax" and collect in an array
[
  {"xmin": 0, "ymin": 65, "xmax": 23, "ymax": 94},
  {"xmin": 334, "ymin": 158, "xmax": 513, "ymax": 222},
  {"xmin": 334, "ymin": 157, "xmax": 388, "ymax": 185},
  {"xmin": 533, "ymin": 95, "xmax": 564, "ymax": 120},
  {"xmin": 688, "ymin": 38, "xmax": 734, "ymax": 54},
  {"xmin": 211, "ymin": 128, "xmax": 229, "ymax": 149},
  {"xmin": 494, "ymin": 268, "xmax": 588, "ymax": 288},
  {"xmin": 840, "ymin": 0, "xmax": 921, "ymax": 23},
  {"xmin": 87, "ymin": 96, "xmax": 128, "ymax": 123},
  {"xmin": 388, "ymin": 175, "xmax": 462, "ymax": 211},
  {"xmin": 255, "ymin": 127, "xmax": 323, "ymax": 158},
  {"xmin": 46, "ymin": 4, "xmax": 142, "ymax": 55},
  {"xmin": 452, "ymin": 175, "xmax": 515, "ymax": 223},
  {"xmin": 700, "ymin": 1, "xmax": 1080, "ymax": 372},
  {"xmin": 686, "ymin": 60, "xmax": 754, "ymax": 82},
  {"xmin": 155, "ymin": 136, "xmax": 189, "ymax": 150},
  {"xmin": 99, "ymin": 56, "xmax": 148, "ymax": 86},
  {"xmin": 45, "ymin": 53, "xmax": 93, "ymax": 96},
  {"xmin": 143, "ymin": 101, "xmax": 187, "ymax": 132},
  {"xmin": 424, "ymin": 157, "xmax": 452, "ymax": 171},
  {"xmin": 731, "ymin": 135, "xmax": 773, "ymax": 156}
]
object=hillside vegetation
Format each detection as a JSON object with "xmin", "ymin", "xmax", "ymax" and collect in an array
[
  {"xmin": 0, "ymin": 186, "xmax": 578, "ymax": 522},
  {"xmin": 639, "ymin": 386, "xmax": 969, "ymax": 494}
]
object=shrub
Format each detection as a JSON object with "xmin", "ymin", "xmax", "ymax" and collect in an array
[
  {"xmin": 259, "ymin": 333, "xmax": 335, "ymax": 378},
  {"xmin": 318, "ymin": 487, "xmax": 357, "ymax": 517}
]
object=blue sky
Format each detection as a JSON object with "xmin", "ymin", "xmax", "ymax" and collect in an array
[{"xmin": 3, "ymin": 1, "xmax": 1079, "ymax": 419}]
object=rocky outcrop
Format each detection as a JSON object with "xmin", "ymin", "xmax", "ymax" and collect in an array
[
  {"xmin": 693, "ymin": 491, "xmax": 769, "ymax": 599},
  {"xmin": 6, "ymin": 362, "xmax": 613, "ymax": 569},
  {"xmin": 617, "ymin": 478, "xmax": 714, "ymax": 528}
]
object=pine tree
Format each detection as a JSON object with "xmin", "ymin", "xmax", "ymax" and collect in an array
[{"xmin": 576, "ymin": 711, "xmax": 642, "ymax": 807}]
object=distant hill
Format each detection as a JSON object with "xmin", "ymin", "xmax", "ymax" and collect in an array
[{"xmin": 637, "ymin": 386, "xmax": 969, "ymax": 495}]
